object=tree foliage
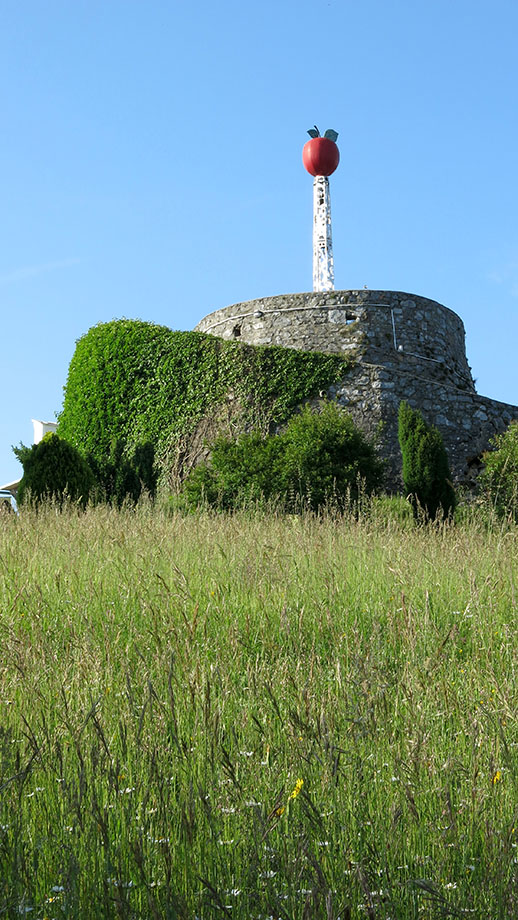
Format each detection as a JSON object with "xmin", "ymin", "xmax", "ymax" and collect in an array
[
  {"xmin": 480, "ymin": 420, "xmax": 518, "ymax": 520},
  {"xmin": 181, "ymin": 402, "xmax": 383, "ymax": 512},
  {"xmin": 14, "ymin": 434, "xmax": 95, "ymax": 507},
  {"xmin": 398, "ymin": 401, "xmax": 456, "ymax": 520},
  {"xmin": 87, "ymin": 439, "xmax": 157, "ymax": 506}
]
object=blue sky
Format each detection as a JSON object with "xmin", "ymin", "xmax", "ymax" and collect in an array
[{"xmin": 2, "ymin": 0, "xmax": 518, "ymax": 484}]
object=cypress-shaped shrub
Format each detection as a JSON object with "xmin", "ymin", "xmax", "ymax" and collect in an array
[
  {"xmin": 14, "ymin": 434, "xmax": 95, "ymax": 507},
  {"xmin": 398, "ymin": 401, "xmax": 456, "ymax": 520},
  {"xmin": 480, "ymin": 421, "xmax": 518, "ymax": 520}
]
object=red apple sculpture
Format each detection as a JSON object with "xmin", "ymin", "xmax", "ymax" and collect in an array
[{"xmin": 302, "ymin": 127, "xmax": 340, "ymax": 177}]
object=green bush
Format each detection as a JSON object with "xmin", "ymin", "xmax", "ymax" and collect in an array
[
  {"xmin": 87, "ymin": 439, "xmax": 157, "ymax": 506},
  {"xmin": 480, "ymin": 420, "xmax": 518, "ymax": 520},
  {"xmin": 181, "ymin": 402, "xmax": 383, "ymax": 512},
  {"xmin": 14, "ymin": 434, "xmax": 95, "ymax": 507},
  {"xmin": 57, "ymin": 320, "xmax": 349, "ymax": 490},
  {"xmin": 398, "ymin": 401, "xmax": 456, "ymax": 521}
]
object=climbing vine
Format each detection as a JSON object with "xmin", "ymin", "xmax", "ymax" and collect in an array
[{"xmin": 58, "ymin": 319, "xmax": 350, "ymax": 488}]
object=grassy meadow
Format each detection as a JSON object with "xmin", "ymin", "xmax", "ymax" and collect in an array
[{"xmin": 1, "ymin": 502, "xmax": 518, "ymax": 919}]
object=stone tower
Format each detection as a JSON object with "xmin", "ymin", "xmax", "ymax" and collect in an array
[{"xmin": 196, "ymin": 289, "xmax": 518, "ymax": 488}]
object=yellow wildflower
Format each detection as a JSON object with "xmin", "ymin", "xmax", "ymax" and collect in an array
[
  {"xmin": 492, "ymin": 770, "xmax": 502, "ymax": 785},
  {"xmin": 289, "ymin": 778, "xmax": 304, "ymax": 800}
]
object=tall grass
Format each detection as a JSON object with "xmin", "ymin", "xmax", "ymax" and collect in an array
[{"xmin": 1, "ymin": 503, "xmax": 517, "ymax": 918}]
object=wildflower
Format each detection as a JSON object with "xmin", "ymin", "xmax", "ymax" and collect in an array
[
  {"xmin": 289, "ymin": 778, "xmax": 304, "ymax": 800},
  {"xmin": 492, "ymin": 770, "xmax": 502, "ymax": 785}
]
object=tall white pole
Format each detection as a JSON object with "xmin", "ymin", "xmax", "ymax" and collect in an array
[{"xmin": 313, "ymin": 175, "xmax": 334, "ymax": 292}]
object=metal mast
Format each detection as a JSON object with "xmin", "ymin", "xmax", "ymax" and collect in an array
[
  {"xmin": 302, "ymin": 126, "xmax": 339, "ymax": 293},
  {"xmin": 313, "ymin": 175, "xmax": 334, "ymax": 292}
]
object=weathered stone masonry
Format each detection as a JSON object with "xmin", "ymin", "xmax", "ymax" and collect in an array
[{"xmin": 195, "ymin": 290, "xmax": 518, "ymax": 488}]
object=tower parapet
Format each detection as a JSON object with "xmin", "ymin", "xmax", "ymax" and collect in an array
[{"xmin": 196, "ymin": 290, "xmax": 475, "ymax": 392}]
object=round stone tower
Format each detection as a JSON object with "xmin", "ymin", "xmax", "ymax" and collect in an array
[{"xmin": 196, "ymin": 290, "xmax": 518, "ymax": 489}]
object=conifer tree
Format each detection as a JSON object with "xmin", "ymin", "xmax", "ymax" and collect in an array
[{"xmin": 398, "ymin": 401, "xmax": 456, "ymax": 520}]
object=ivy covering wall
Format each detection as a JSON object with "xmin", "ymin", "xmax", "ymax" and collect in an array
[{"xmin": 58, "ymin": 320, "xmax": 350, "ymax": 488}]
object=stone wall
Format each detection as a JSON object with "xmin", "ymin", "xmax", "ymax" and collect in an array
[
  {"xmin": 195, "ymin": 290, "xmax": 518, "ymax": 490},
  {"xmin": 327, "ymin": 363, "xmax": 518, "ymax": 487}
]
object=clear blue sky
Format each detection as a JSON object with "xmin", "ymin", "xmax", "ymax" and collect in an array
[{"xmin": 2, "ymin": 0, "xmax": 518, "ymax": 484}]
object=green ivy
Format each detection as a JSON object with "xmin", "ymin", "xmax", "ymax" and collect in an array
[{"xmin": 58, "ymin": 320, "xmax": 350, "ymax": 486}]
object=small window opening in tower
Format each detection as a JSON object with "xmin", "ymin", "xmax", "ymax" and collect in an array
[
  {"xmin": 345, "ymin": 311, "xmax": 357, "ymax": 325},
  {"xmin": 232, "ymin": 324, "xmax": 242, "ymax": 338}
]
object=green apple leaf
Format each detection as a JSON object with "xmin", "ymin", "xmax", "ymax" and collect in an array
[
  {"xmin": 324, "ymin": 129, "xmax": 338, "ymax": 142},
  {"xmin": 307, "ymin": 127, "xmax": 320, "ymax": 138}
]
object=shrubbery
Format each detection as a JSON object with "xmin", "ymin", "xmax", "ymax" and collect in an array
[
  {"xmin": 87, "ymin": 439, "xmax": 156, "ymax": 506},
  {"xmin": 180, "ymin": 402, "xmax": 383, "ymax": 512},
  {"xmin": 14, "ymin": 433, "xmax": 95, "ymax": 507},
  {"xmin": 398, "ymin": 401, "xmax": 456, "ymax": 520},
  {"xmin": 480, "ymin": 421, "xmax": 518, "ymax": 520}
]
